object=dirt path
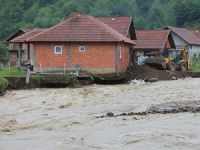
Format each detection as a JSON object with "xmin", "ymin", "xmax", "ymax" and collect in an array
[{"xmin": 0, "ymin": 78, "xmax": 200, "ymax": 150}]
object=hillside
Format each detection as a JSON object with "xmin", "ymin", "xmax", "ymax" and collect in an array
[{"xmin": 0, "ymin": 0, "xmax": 199, "ymax": 41}]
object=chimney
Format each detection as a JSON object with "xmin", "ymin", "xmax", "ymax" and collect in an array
[{"xmin": 72, "ymin": 10, "xmax": 80, "ymax": 17}]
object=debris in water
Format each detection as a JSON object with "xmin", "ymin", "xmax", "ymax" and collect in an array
[
  {"xmin": 107, "ymin": 112, "xmax": 114, "ymax": 117},
  {"xmin": 58, "ymin": 102, "xmax": 72, "ymax": 109},
  {"xmin": 145, "ymin": 78, "xmax": 159, "ymax": 82},
  {"xmin": 129, "ymin": 79, "xmax": 145, "ymax": 85},
  {"xmin": 97, "ymin": 100, "xmax": 200, "ymax": 118}
]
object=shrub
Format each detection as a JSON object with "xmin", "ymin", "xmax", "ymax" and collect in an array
[
  {"xmin": 31, "ymin": 75, "xmax": 45, "ymax": 85},
  {"xmin": 190, "ymin": 57, "xmax": 200, "ymax": 72},
  {"xmin": 0, "ymin": 67, "xmax": 25, "ymax": 77},
  {"xmin": 60, "ymin": 74, "xmax": 77, "ymax": 86},
  {"xmin": 0, "ymin": 77, "xmax": 8, "ymax": 95}
]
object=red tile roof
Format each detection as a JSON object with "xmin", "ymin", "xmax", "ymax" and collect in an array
[
  {"xmin": 97, "ymin": 17, "xmax": 132, "ymax": 36},
  {"xmin": 6, "ymin": 28, "xmax": 33, "ymax": 42},
  {"xmin": 27, "ymin": 15, "xmax": 135, "ymax": 45},
  {"xmin": 62, "ymin": 16, "xmax": 133, "ymax": 37},
  {"xmin": 168, "ymin": 26, "xmax": 200, "ymax": 45},
  {"xmin": 11, "ymin": 29, "xmax": 46, "ymax": 43},
  {"xmin": 192, "ymin": 30, "xmax": 200, "ymax": 38},
  {"xmin": 135, "ymin": 30, "xmax": 171, "ymax": 49}
]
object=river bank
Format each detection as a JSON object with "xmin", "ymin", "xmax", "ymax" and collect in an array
[{"xmin": 0, "ymin": 78, "xmax": 200, "ymax": 149}]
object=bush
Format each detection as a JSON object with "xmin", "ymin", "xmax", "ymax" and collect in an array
[
  {"xmin": 0, "ymin": 77, "xmax": 8, "ymax": 95},
  {"xmin": 0, "ymin": 43, "xmax": 8, "ymax": 66},
  {"xmin": 60, "ymin": 74, "xmax": 77, "ymax": 86},
  {"xmin": 191, "ymin": 56, "xmax": 200, "ymax": 65},
  {"xmin": 0, "ymin": 67, "xmax": 25, "ymax": 77},
  {"xmin": 190, "ymin": 57, "xmax": 200, "ymax": 72},
  {"xmin": 31, "ymin": 75, "xmax": 45, "ymax": 85}
]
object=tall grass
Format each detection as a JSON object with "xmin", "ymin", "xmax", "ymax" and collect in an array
[
  {"xmin": 190, "ymin": 64, "xmax": 200, "ymax": 72},
  {"xmin": 0, "ymin": 67, "xmax": 25, "ymax": 77}
]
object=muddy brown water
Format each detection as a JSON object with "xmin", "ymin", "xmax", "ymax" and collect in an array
[{"xmin": 0, "ymin": 78, "xmax": 200, "ymax": 150}]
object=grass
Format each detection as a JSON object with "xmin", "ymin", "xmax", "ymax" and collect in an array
[
  {"xmin": 190, "ymin": 64, "xmax": 200, "ymax": 72},
  {"xmin": 0, "ymin": 67, "xmax": 25, "ymax": 77}
]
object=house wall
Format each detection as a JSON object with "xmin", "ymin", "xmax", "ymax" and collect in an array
[
  {"xmin": 171, "ymin": 33, "xmax": 187, "ymax": 48},
  {"xmin": 8, "ymin": 43, "xmax": 29, "ymax": 66},
  {"xmin": 33, "ymin": 42, "xmax": 130, "ymax": 77},
  {"xmin": 188, "ymin": 45, "xmax": 200, "ymax": 63},
  {"xmin": 9, "ymin": 51, "xmax": 17, "ymax": 66},
  {"xmin": 165, "ymin": 38, "xmax": 173, "ymax": 48},
  {"xmin": 171, "ymin": 33, "xmax": 200, "ymax": 64}
]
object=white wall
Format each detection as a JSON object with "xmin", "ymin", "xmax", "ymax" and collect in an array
[
  {"xmin": 172, "ymin": 33, "xmax": 187, "ymax": 48},
  {"xmin": 171, "ymin": 33, "xmax": 200, "ymax": 64},
  {"xmin": 188, "ymin": 45, "xmax": 200, "ymax": 63}
]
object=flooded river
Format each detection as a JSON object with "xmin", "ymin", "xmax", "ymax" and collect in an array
[{"xmin": 0, "ymin": 78, "xmax": 200, "ymax": 150}]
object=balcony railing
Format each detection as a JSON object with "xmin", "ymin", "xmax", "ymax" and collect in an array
[{"xmin": 9, "ymin": 43, "xmax": 27, "ymax": 50}]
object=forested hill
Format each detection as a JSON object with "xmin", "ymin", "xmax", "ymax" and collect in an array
[{"xmin": 0, "ymin": 0, "xmax": 199, "ymax": 41}]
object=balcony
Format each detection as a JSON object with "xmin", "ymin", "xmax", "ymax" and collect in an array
[{"xmin": 9, "ymin": 43, "xmax": 27, "ymax": 51}]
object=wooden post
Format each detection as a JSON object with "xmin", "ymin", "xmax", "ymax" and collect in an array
[
  {"xmin": 27, "ymin": 43, "xmax": 30, "ymax": 61},
  {"xmin": 19, "ymin": 43, "xmax": 22, "ymax": 66}
]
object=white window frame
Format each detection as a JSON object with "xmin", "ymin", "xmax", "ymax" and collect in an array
[
  {"xmin": 54, "ymin": 45, "xmax": 63, "ymax": 54},
  {"xmin": 79, "ymin": 46, "xmax": 86, "ymax": 52}
]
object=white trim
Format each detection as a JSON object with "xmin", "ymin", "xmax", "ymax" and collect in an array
[
  {"xmin": 54, "ymin": 45, "xmax": 63, "ymax": 54},
  {"xmin": 79, "ymin": 46, "xmax": 86, "ymax": 52}
]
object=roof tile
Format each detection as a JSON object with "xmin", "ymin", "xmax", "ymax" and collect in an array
[
  {"xmin": 135, "ymin": 30, "xmax": 170, "ymax": 49},
  {"xmin": 27, "ymin": 15, "xmax": 135, "ymax": 45},
  {"xmin": 168, "ymin": 26, "xmax": 200, "ymax": 45},
  {"xmin": 11, "ymin": 29, "xmax": 46, "ymax": 43}
]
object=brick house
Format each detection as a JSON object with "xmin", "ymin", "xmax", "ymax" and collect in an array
[{"xmin": 10, "ymin": 12, "xmax": 136, "ymax": 79}]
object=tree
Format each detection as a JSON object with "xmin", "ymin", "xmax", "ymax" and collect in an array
[
  {"xmin": 0, "ymin": 42, "xmax": 8, "ymax": 65},
  {"xmin": 146, "ymin": 0, "xmax": 165, "ymax": 29}
]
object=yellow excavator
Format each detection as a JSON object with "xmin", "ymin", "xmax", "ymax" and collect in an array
[{"xmin": 143, "ymin": 47, "xmax": 189, "ymax": 71}]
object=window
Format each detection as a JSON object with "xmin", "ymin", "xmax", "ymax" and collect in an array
[
  {"xmin": 189, "ymin": 45, "xmax": 193, "ymax": 49},
  {"xmin": 54, "ymin": 46, "xmax": 62, "ymax": 54},
  {"xmin": 79, "ymin": 46, "xmax": 85, "ymax": 52},
  {"xmin": 194, "ymin": 54, "xmax": 197, "ymax": 58}
]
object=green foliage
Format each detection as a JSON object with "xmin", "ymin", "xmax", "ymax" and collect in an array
[
  {"xmin": 190, "ymin": 64, "xmax": 200, "ymax": 72},
  {"xmin": 0, "ymin": 42, "xmax": 8, "ymax": 65},
  {"xmin": 190, "ymin": 57, "xmax": 200, "ymax": 72},
  {"xmin": 0, "ymin": 0, "xmax": 200, "ymax": 41},
  {"xmin": 31, "ymin": 74, "xmax": 45, "ymax": 85},
  {"xmin": 0, "ymin": 77, "xmax": 8, "ymax": 94},
  {"xmin": 0, "ymin": 67, "xmax": 25, "ymax": 77},
  {"xmin": 60, "ymin": 74, "xmax": 77, "ymax": 86}
]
